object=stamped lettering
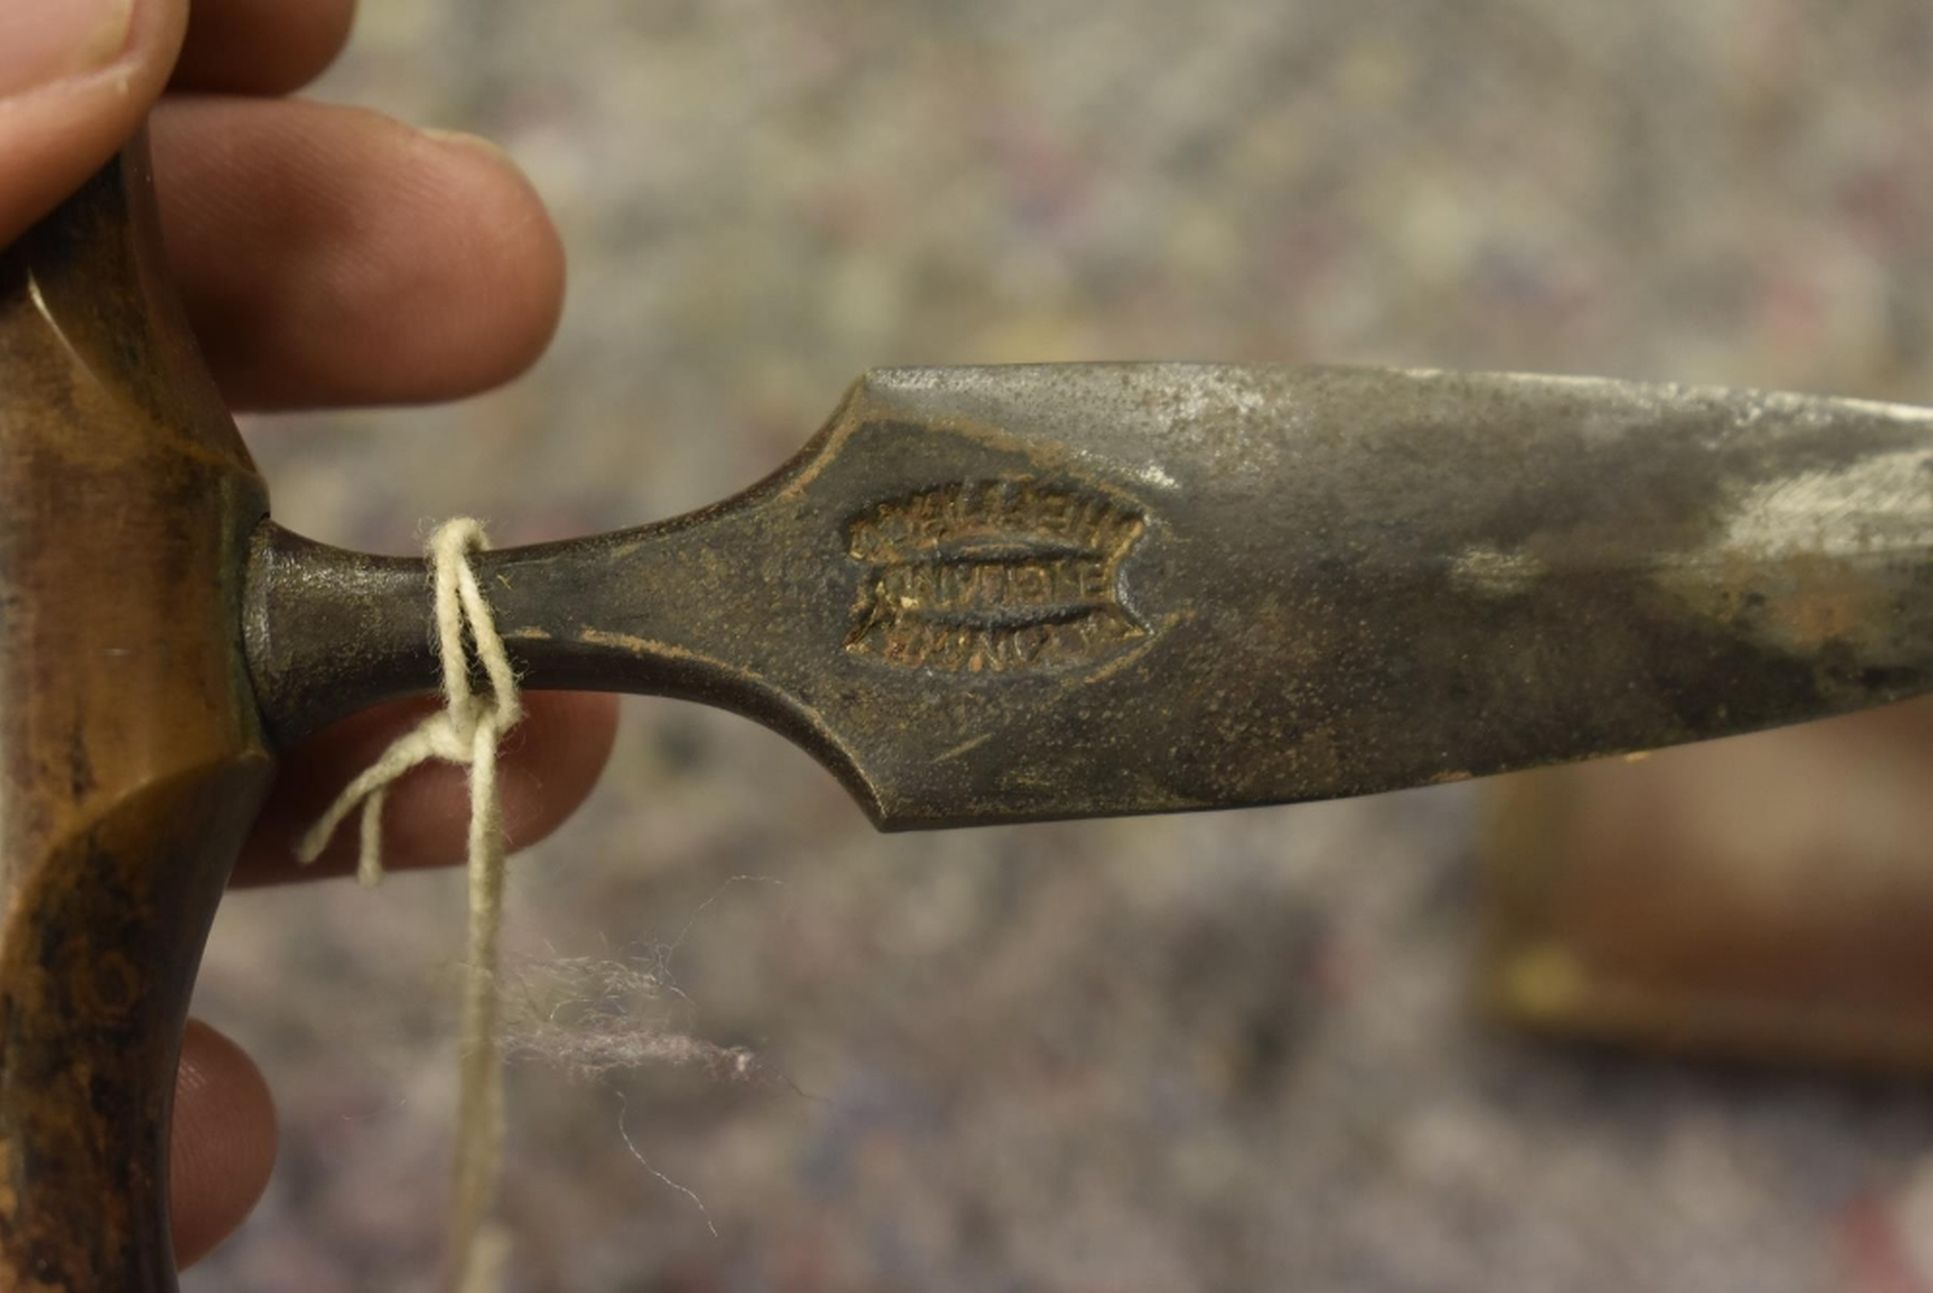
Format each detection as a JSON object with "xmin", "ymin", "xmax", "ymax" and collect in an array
[{"xmin": 845, "ymin": 479, "xmax": 1148, "ymax": 672}]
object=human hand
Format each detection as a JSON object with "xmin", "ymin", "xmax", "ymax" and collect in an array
[{"xmin": 2, "ymin": 0, "xmax": 618, "ymax": 1267}]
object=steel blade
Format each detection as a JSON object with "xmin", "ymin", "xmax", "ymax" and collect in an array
[{"xmin": 249, "ymin": 364, "xmax": 1933, "ymax": 827}]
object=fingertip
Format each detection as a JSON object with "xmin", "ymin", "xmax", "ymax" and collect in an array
[
  {"xmin": 394, "ymin": 126, "xmax": 569, "ymax": 401},
  {"xmin": 499, "ymin": 690, "xmax": 619, "ymax": 846},
  {"xmin": 172, "ymin": 1019, "xmax": 277, "ymax": 1269},
  {"xmin": 172, "ymin": 0, "xmax": 358, "ymax": 94},
  {"xmin": 0, "ymin": 0, "xmax": 189, "ymax": 246},
  {"xmin": 238, "ymin": 691, "xmax": 619, "ymax": 885},
  {"xmin": 155, "ymin": 99, "xmax": 569, "ymax": 410}
]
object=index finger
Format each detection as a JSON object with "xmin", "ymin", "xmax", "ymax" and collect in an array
[{"xmin": 232, "ymin": 692, "xmax": 619, "ymax": 886}]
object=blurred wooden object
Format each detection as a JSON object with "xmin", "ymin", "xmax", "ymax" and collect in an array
[
  {"xmin": 0, "ymin": 138, "xmax": 271, "ymax": 1287},
  {"xmin": 1482, "ymin": 698, "xmax": 1933, "ymax": 1069}
]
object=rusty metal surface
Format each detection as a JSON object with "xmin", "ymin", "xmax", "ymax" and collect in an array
[{"xmin": 248, "ymin": 363, "xmax": 1933, "ymax": 826}]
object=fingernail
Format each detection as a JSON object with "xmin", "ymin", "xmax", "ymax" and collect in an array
[
  {"xmin": 0, "ymin": 0, "xmax": 135, "ymax": 98},
  {"xmin": 423, "ymin": 128, "xmax": 514, "ymax": 165}
]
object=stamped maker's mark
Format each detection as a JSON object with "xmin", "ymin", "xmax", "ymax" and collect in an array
[{"xmin": 845, "ymin": 479, "xmax": 1148, "ymax": 673}]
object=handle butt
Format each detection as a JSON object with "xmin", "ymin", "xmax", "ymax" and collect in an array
[{"xmin": 0, "ymin": 140, "xmax": 270, "ymax": 1286}]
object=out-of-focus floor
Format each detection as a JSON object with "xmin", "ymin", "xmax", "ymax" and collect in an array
[{"xmin": 189, "ymin": 3, "xmax": 1933, "ymax": 1289}]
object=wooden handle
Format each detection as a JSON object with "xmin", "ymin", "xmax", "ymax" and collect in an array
[{"xmin": 0, "ymin": 138, "xmax": 271, "ymax": 1287}]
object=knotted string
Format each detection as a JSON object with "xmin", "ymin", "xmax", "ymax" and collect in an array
[{"xmin": 295, "ymin": 517, "xmax": 524, "ymax": 1293}]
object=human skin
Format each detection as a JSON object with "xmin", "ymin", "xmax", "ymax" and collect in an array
[{"xmin": 1, "ymin": 0, "xmax": 619, "ymax": 1267}]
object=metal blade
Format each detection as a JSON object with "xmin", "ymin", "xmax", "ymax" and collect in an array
[{"xmin": 249, "ymin": 364, "xmax": 1933, "ymax": 828}]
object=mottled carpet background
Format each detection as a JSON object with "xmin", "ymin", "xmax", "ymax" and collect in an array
[{"xmin": 188, "ymin": 3, "xmax": 1933, "ymax": 1289}]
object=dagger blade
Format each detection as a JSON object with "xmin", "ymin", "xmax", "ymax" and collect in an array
[{"xmin": 247, "ymin": 364, "xmax": 1933, "ymax": 827}]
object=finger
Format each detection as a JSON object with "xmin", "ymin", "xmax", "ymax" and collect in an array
[
  {"xmin": 235, "ymin": 692, "xmax": 620, "ymax": 886},
  {"xmin": 0, "ymin": 0, "xmax": 188, "ymax": 247},
  {"xmin": 172, "ymin": 0, "xmax": 357, "ymax": 95},
  {"xmin": 152, "ymin": 97, "xmax": 566, "ymax": 411},
  {"xmin": 172, "ymin": 1019, "xmax": 277, "ymax": 1269}
]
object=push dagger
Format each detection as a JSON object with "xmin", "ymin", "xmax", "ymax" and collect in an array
[{"xmin": 3, "ymin": 140, "xmax": 1931, "ymax": 1288}]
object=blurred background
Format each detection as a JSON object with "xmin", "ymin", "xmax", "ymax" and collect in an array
[{"xmin": 188, "ymin": 1, "xmax": 1933, "ymax": 1289}]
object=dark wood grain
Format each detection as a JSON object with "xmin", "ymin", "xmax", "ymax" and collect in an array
[{"xmin": 0, "ymin": 139, "xmax": 270, "ymax": 1288}]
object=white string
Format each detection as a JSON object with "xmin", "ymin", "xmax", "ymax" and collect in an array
[{"xmin": 294, "ymin": 517, "xmax": 524, "ymax": 1293}]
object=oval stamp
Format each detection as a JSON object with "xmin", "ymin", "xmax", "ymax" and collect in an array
[{"xmin": 844, "ymin": 479, "xmax": 1148, "ymax": 673}]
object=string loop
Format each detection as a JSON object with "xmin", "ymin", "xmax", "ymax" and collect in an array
[{"xmin": 296, "ymin": 517, "xmax": 522, "ymax": 1292}]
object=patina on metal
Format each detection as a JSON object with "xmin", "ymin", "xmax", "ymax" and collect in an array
[
  {"xmin": 247, "ymin": 363, "xmax": 1933, "ymax": 828},
  {"xmin": 4, "ymin": 140, "xmax": 1933, "ymax": 1288}
]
